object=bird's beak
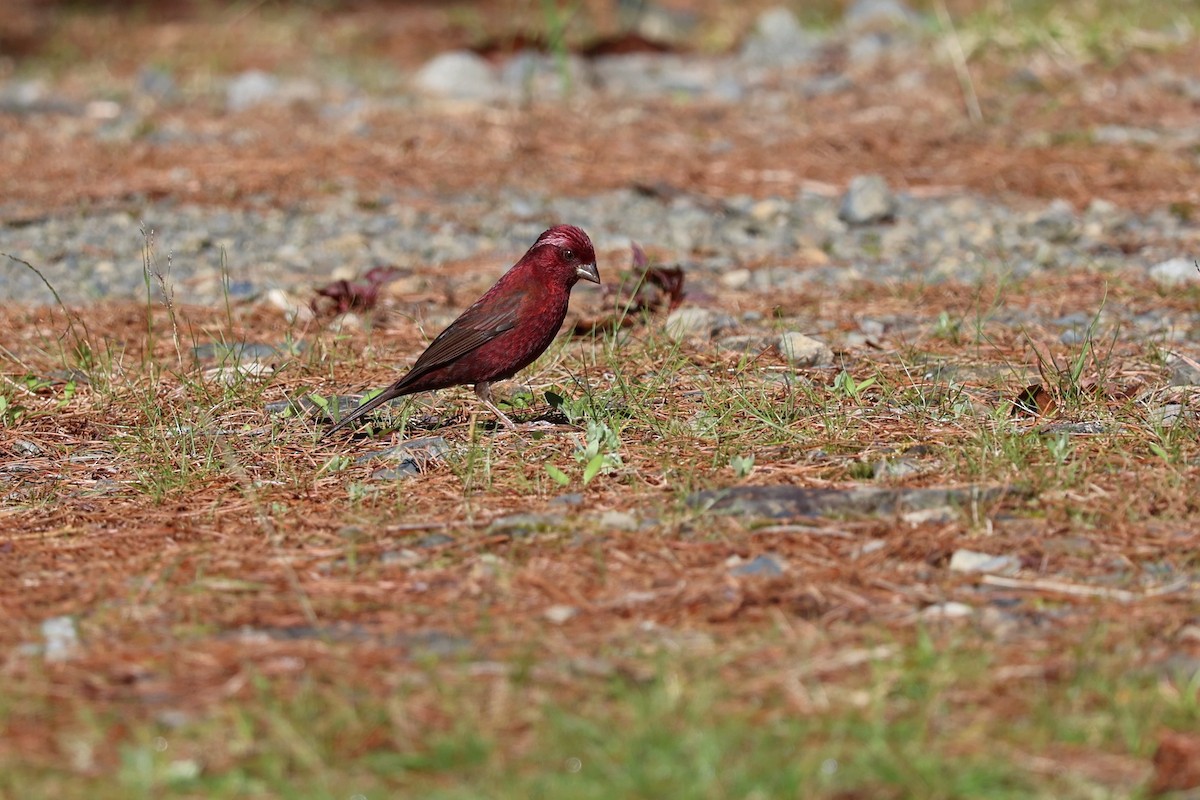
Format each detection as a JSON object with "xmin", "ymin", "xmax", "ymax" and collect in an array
[{"xmin": 576, "ymin": 262, "xmax": 600, "ymax": 284}]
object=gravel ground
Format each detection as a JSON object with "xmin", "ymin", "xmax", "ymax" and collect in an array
[
  {"xmin": 1, "ymin": 1, "xmax": 1198, "ymax": 322},
  {"xmin": 1, "ymin": 184, "xmax": 1197, "ymax": 325}
]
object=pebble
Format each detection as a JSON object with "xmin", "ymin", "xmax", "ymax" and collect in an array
[
  {"xmin": 948, "ymin": 549, "xmax": 1021, "ymax": 575},
  {"xmin": 778, "ymin": 332, "xmax": 833, "ymax": 367},
  {"xmin": 1, "ymin": 185, "xmax": 1196, "ymax": 311},
  {"xmin": 729, "ymin": 553, "xmax": 786, "ymax": 577},
  {"xmin": 226, "ymin": 70, "xmax": 281, "ymax": 112},
  {"xmin": 1167, "ymin": 353, "xmax": 1200, "ymax": 386},
  {"xmin": 844, "ymin": 0, "xmax": 921, "ymax": 31},
  {"xmin": 41, "ymin": 615, "xmax": 80, "ymax": 662},
  {"xmin": 690, "ymin": 483, "xmax": 1018, "ymax": 519},
  {"xmin": 414, "ymin": 51, "xmax": 501, "ymax": 101},
  {"xmin": 740, "ymin": 7, "xmax": 822, "ymax": 66},
  {"xmin": 664, "ymin": 306, "xmax": 716, "ymax": 341},
  {"xmin": 1149, "ymin": 257, "xmax": 1199, "ymax": 287},
  {"xmin": 359, "ymin": 436, "xmax": 451, "ymax": 480},
  {"xmin": 838, "ymin": 174, "xmax": 897, "ymax": 225},
  {"xmin": 543, "ymin": 605, "xmax": 578, "ymax": 625},
  {"xmin": 921, "ymin": 602, "xmax": 974, "ymax": 620},
  {"xmin": 596, "ymin": 510, "xmax": 639, "ymax": 531}
]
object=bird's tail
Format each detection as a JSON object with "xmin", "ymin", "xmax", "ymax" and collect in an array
[{"xmin": 319, "ymin": 388, "xmax": 404, "ymax": 440}]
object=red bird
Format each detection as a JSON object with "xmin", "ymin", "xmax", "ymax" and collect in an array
[{"xmin": 322, "ymin": 224, "xmax": 600, "ymax": 438}]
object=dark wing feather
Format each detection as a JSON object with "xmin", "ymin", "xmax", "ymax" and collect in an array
[{"xmin": 394, "ymin": 290, "xmax": 522, "ymax": 390}]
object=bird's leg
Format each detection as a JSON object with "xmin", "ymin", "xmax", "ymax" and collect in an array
[{"xmin": 474, "ymin": 382, "xmax": 517, "ymax": 430}]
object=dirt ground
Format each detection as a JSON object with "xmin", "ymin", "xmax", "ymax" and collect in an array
[{"xmin": 3, "ymin": 2, "xmax": 1200, "ymax": 795}]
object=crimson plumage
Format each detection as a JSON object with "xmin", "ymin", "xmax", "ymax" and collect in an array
[{"xmin": 322, "ymin": 224, "xmax": 600, "ymax": 438}]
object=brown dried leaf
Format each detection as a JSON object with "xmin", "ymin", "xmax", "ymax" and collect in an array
[
  {"xmin": 312, "ymin": 265, "xmax": 405, "ymax": 317},
  {"xmin": 572, "ymin": 242, "xmax": 686, "ymax": 334},
  {"xmin": 1151, "ymin": 730, "xmax": 1200, "ymax": 794},
  {"xmin": 1012, "ymin": 383, "xmax": 1057, "ymax": 418}
]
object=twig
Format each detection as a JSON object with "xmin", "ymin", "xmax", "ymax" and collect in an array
[
  {"xmin": 934, "ymin": 0, "xmax": 983, "ymax": 124},
  {"xmin": 980, "ymin": 574, "xmax": 1192, "ymax": 603},
  {"xmin": 1, "ymin": 251, "xmax": 91, "ymax": 353}
]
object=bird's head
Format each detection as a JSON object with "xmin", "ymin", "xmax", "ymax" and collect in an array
[{"xmin": 531, "ymin": 225, "xmax": 600, "ymax": 287}]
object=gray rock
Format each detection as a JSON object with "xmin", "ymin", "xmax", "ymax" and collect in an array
[
  {"xmin": 500, "ymin": 51, "xmax": 588, "ymax": 100},
  {"xmin": 226, "ymin": 70, "xmax": 281, "ymax": 112},
  {"xmin": 730, "ymin": 554, "xmax": 786, "ymax": 577},
  {"xmin": 689, "ymin": 484, "xmax": 1022, "ymax": 519},
  {"xmin": 1037, "ymin": 420, "xmax": 1110, "ymax": 435},
  {"xmin": 13, "ymin": 439, "xmax": 42, "ymax": 456},
  {"xmin": 1149, "ymin": 257, "xmax": 1199, "ymax": 287},
  {"xmin": 664, "ymin": 306, "xmax": 717, "ymax": 340},
  {"xmin": 416, "ymin": 533, "xmax": 454, "ymax": 548},
  {"xmin": 136, "ymin": 66, "xmax": 177, "ymax": 100},
  {"xmin": 838, "ymin": 175, "xmax": 896, "ymax": 225},
  {"xmin": 1168, "ymin": 353, "xmax": 1200, "ymax": 386},
  {"xmin": 414, "ymin": 51, "xmax": 501, "ymax": 101},
  {"xmin": 1148, "ymin": 404, "xmax": 1188, "ymax": 428},
  {"xmin": 487, "ymin": 512, "xmax": 564, "ymax": 538},
  {"xmin": 360, "ymin": 436, "xmax": 451, "ymax": 480},
  {"xmin": 948, "ymin": 549, "xmax": 1020, "ymax": 575},
  {"xmin": 921, "ymin": 602, "xmax": 974, "ymax": 620},
  {"xmin": 740, "ymin": 7, "xmax": 822, "ymax": 66},
  {"xmin": 717, "ymin": 334, "xmax": 775, "ymax": 354},
  {"xmin": 42, "ymin": 615, "xmax": 80, "ymax": 662},
  {"xmin": 1092, "ymin": 125, "xmax": 1161, "ymax": 146},
  {"xmin": 873, "ymin": 457, "xmax": 922, "ymax": 479},
  {"xmin": 844, "ymin": 0, "xmax": 921, "ymax": 30},
  {"xmin": 543, "ymin": 604, "xmax": 578, "ymax": 625},
  {"xmin": 1025, "ymin": 199, "xmax": 1080, "ymax": 243},
  {"xmin": 778, "ymin": 332, "xmax": 834, "ymax": 367},
  {"xmin": 596, "ymin": 510, "xmax": 639, "ymax": 531}
]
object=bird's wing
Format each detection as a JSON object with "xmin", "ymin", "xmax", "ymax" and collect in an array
[{"xmin": 398, "ymin": 291, "xmax": 522, "ymax": 384}]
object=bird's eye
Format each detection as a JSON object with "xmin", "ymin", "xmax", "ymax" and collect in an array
[{"xmin": 562, "ymin": 248, "xmax": 575, "ymax": 261}]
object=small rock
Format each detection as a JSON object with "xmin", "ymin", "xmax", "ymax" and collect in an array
[
  {"xmin": 749, "ymin": 198, "xmax": 789, "ymax": 223},
  {"xmin": 1149, "ymin": 257, "xmax": 1200, "ymax": 288},
  {"xmin": 414, "ymin": 51, "xmax": 501, "ymax": 101},
  {"xmin": 487, "ymin": 512, "xmax": 563, "ymax": 538},
  {"xmin": 543, "ymin": 605, "xmax": 578, "ymax": 625},
  {"xmin": 664, "ymin": 307, "xmax": 716, "ymax": 341},
  {"xmin": 42, "ymin": 615, "xmax": 80, "ymax": 662},
  {"xmin": 717, "ymin": 335, "xmax": 774, "ymax": 354},
  {"xmin": 1026, "ymin": 199, "xmax": 1079, "ymax": 243},
  {"xmin": 729, "ymin": 554, "xmax": 786, "ymax": 577},
  {"xmin": 597, "ymin": 510, "xmax": 638, "ymax": 531},
  {"xmin": 900, "ymin": 506, "xmax": 956, "ymax": 525},
  {"xmin": 1092, "ymin": 125, "xmax": 1160, "ymax": 146},
  {"xmin": 873, "ymin": 457, "xmax": 922, "ymax": 480},
  {"xmin": 921, "ymin": 602, "xmax": 974, "ymax": 620},
  {"xmin": 740, "ymin": 6, "xmax": 822, "ymax": 66},
  {"xmin": 381, "ymin": 549, "xmax": 422, "ymax": 566},
  {"xmin": 226, "ymin": 70, "xmax": 280, "ymax": 112},
  {"xmin": 948, "ymin": 549, "xmax": 1020, "ymax": 575},
  {"xmin": 416, "ymin": 533, "xmax": 454, "ymax": 548},
  {"xmin": 1038, "ymin": 420, "xmax": 1108, "ymax": 436},
  {"xmin": 1167, "ymin": 353, "xmax": 1200, "ymax": 386},
  {"xmin": 721, "ymin": 268, "xmax": 752, "ymax": 289},
  {"xmin": 13, "ymin": 439, "xmax": 42, "ymax": 456},
  {"xmin": 838, "ymin": 174, "xmax": 896, "ymax": 225},
  {"xmin": 1149, "ymin": 404, "xmax": 1188, "ymax": 428},
  {"xmin": 691, "ymin": 484, "xmax": 1019, "ymax": 520},
  {"xmin": 844, "ymin": 0, "xmax": 920, "ymax": 30},
  {"xmin": 361, "ymin": 436, "xmax": 451, "ymax": 480},
  {"xmin": 262, "ymin": 288, "xmax": 314, "ymax": 323},
  {"xmin": 778, "ymin": 332, "xmax": 833, "ymax": 367},
  {"xmin": 137, "ymin": 66, "xmax": 177, "ymax": 100}
]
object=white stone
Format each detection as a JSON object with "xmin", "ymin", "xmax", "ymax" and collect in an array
[
  {"xmin": 1149, "ymin": 257, "xmax": 1199, "ymax": 288},
  {"xmin": 414, "ymin": 51, "xmax": 501, "ymax": 101},
  {"xmin": 778, "ymin": 332, "xmax": 833, "ymax": 367}
]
